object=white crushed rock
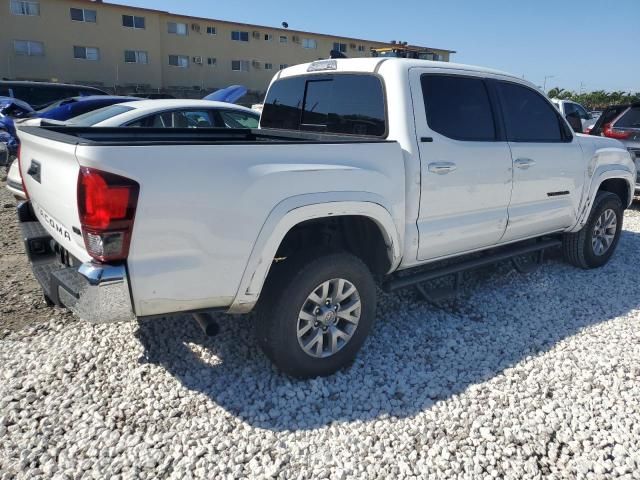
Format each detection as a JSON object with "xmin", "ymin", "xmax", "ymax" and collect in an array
[{"xmin": 2, "ymin": 208, "xmax": 640, "ymax": 479}]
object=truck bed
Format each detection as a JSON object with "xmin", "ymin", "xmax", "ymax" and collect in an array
[
  {"xmin": 25, "ymin": 125, "xmax": 393, "ymax": 146},
  {"xmin": 17, "ymin": 124, "xmax": 405, "ymax": 317}
]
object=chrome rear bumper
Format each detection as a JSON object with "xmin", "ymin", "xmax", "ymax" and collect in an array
[{"xmin": 18, "ymin": 202, "xmax": 136, "ymax": 324}]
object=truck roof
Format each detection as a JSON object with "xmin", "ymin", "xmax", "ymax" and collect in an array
[{"xmin": 278, "ymin": 57, "xmax": 532, "ymax": 88}]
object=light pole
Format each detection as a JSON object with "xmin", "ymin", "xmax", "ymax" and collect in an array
[{"xmin": 543, "ymin": 75, "xmax": 555, "ymax": 92}]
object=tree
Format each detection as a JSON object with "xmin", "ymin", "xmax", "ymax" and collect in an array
[{"xmin": 546, "ymin": 87, "xmax": 640, "ymax": 109}]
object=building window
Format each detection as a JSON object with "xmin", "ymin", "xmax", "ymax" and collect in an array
[
  {"xmin": 279, "ymin": 35, "xmax": 288, "ymax": 43},
  {"xmin": 302, "ymin": 38, "xmax": 317, "ymax": 49},
  {"xmin": 279, "ymin": 64, "xmax": 288, "ymax": 70},
  {"xmin": 168, "ymin": 55, "xmax": 189, "ymax": 67},
  {"xmin": 70, "ymin": 7, "xmax": 96, "ymax": 22},
  {"xmin": 333, "ymin": 42, "xmax": 347, "ymax": 53},
  {"xmin": 206, "ymin": 26, "xmax": 216, "ymax": 35},
  {"xmin": 265, "ymin": 63, "xmax": 273, "ymax": 70},
  {"xmin": 124, "ymin": 50, "xmax": 148, "ymax": 64},
  {"xmin": 74, "ymin": 46, "xmax": 100, "ymax": 61},
  {"xmin": 122, "ymin": 14, "xmax": 145, "ymax": 29},
  {"xmin": 231, "ymin": 31, "xmax": 249, "ymax": 42},
  {"xmin": 207, "ymin": 57, "xmax": 216, "ymax": 66},
  {"xmin": 231, "ymin": 60, "xmax": 250, "ymax": 72},
  {"xmin": 264, "ymin": 34, "xmax": 273, "ymax": 41},
  {"xmin": 168, "ymin": 22, "xmax": 188, "ymax": 35},
  {"xmin": 13, "ymin": 40, "xmax": 44, "ymax": 56},
  {"xmin": 10, "ymin": 0, "xmax": 39, "ymax": 15},
  {"xmin": 357, "ymin": 45, "xmax": 366, "ymax": 52}
]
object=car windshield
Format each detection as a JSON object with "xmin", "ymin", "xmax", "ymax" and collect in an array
[{"xmin": 67, "ymin": 104, "xmax": 135, "ymax": 126}]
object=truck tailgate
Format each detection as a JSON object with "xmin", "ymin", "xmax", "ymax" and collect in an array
[{"xmin": 17, "ymin": 128, "xmax": 90, "ymax": 263}]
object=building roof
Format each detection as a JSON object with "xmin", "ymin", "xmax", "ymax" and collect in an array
[{"xmin": 81, "ymin": 1, "xmax": 456, "ymax": 53}]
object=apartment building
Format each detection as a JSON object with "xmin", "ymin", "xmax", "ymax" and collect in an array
[{"xmin": 0, "ymin": 0, "xmax": 455, "ymax": 95}]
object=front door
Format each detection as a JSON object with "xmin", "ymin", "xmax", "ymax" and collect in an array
[
  {"xmin": 494, "ymin": 80, "xmax": 585, "ymax": 243},
  {"xmin": 411, "ymin": 70, "xmax": 514, "ymax": 261}
]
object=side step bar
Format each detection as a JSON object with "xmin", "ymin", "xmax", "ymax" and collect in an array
[{"xmin": 383, "ymin": 238, "xmax": 562, "ymax": 293}]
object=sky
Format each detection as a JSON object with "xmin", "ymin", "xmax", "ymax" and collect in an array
[{"xmin": 124, "ymin": 0, "xmax": 639, "ymax": 93}]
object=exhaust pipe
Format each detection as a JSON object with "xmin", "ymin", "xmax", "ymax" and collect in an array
[{"xmin": 193, "ymin": 312, "xmax": 220, "ymax": 337}]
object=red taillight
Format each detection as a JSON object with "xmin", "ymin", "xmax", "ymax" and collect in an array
[
  {"xmin": 16, "ymin": 145, "xmax": 30, "ymax": 200},
  {"xmin": 602, "ymin": 123, "xmax": 632, "ymax": 140},
  {"xmin": 77, "ymin": 167, "xmax": 139, "ymax": 263}
]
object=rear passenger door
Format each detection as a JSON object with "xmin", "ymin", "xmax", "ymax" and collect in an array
[
  {"xmin": 494, "ymin": 80, "xmax": 585, "ymax": 243},
  {"xmin": 412, "ymin": 71, "xmax": 514, "ymax": 261}
]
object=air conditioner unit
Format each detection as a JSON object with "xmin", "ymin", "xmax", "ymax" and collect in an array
[
  {"xmin": 252, "ymin": 31, "xmax": 260, "ymax": 39},
  {"xmin": 191, "ymin": 23, "xmax": 201, "ymax": 32},
  {"xmin": 251, "ymin": 60, "xmax": 261, "ymax": 68},
  {"xmin": 193, "ymin": 56, "xmax": 203, "ymax": 64},
  {"xmin": 292, "ymin": 35, "xmax": 300, "ymax": 43}
]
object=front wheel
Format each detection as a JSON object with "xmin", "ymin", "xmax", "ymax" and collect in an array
[
  {"xmin": 256, "ymin": 252, "xmax": 377, "ymax": 378},
  {"xmin": 563, "ymin": 191, "xmax": 623, "ymax": 269}
]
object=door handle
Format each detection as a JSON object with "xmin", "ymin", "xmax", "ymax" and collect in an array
[
  {"xmin": 428, "ymin": 162, "xmax": 457, "ymax": 175},
  {"xmin": 514, "ymin": 158, "xmax": 536, "ymax": 169}
]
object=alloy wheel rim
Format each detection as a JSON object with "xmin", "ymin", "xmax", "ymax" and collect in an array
[
  {"xmin": 297, "ymin": 278, "xmax": 361, "ymax": 358},
  {"xmin": 591, "ymin": 208, "xmax": 617, "ymax": 256}
]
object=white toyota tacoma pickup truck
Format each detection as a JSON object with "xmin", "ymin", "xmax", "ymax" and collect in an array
[{"xmin": 16, "ymin": 58, "xmax": 635, "ymax": 378}]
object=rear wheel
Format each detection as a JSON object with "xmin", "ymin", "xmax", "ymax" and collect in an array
[
  {"xmin": 256, "ymin": 251, "xmax": 376, "ymax": 378},
  {"xmin": 563, "ymin": 191, "xmax": 623, "ymax": 269}
]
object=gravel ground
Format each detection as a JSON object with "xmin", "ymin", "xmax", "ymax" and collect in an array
[
  {"xmin": 1, "ymin": 174, "xmax": 640, "ymax": 479},
  {"xmin": 0, "ymin": 173, "xmax": 72, "ymax": 337}
]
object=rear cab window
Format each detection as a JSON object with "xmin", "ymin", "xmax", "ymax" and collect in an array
[{"xmin": 261, "ymin": 73, "xmax": 386, "ymax": 137}]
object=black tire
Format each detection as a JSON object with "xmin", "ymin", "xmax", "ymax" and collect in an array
[
  {"xmin": 563, "ymin": 191, "xmax": 623, "ymax": 269},
  {"xmin": 256, "ymin": 251, "xmax": 377, "ymax": 379}
]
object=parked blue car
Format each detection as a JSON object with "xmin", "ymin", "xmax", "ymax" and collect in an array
[{"xmin": 0, "ymin": 95, "xmax": 140, "ymax": 162}]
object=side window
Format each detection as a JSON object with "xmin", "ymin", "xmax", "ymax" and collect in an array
[
  {"xmin": 563, "ymin": 102, "xmax": 577, "ymax": 117},
  {"xmin": 420, "ymin": 75, "xmax": 496, "ymax": 141},
  {"xmin": 131, "ymin": 110, "xmax": 216, "ymax": 128},
  {"xmin": 219, "ymin": 110, "xmax": 259, "ymax": 128},
  {"xmin": 615, "ymin": 107, "xmax": 640, "ymax": 129},
  {"xmin": 497, "ymin": 81, "xmax": 567, "ymax": 142},
  {"xmin": 11, "ymin": 85, "xmax": 65, "ymax": 108},
  {"xmin": 181, "ymin": 110, "xmax": 216, "ymax": 127},
  {"xmin": 77, "ymin": 88, "xmax": 100, "ymax": 97},
  {"xmin": 574, "ymin": 104, "xmax": 590, "ymax": 120}
]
